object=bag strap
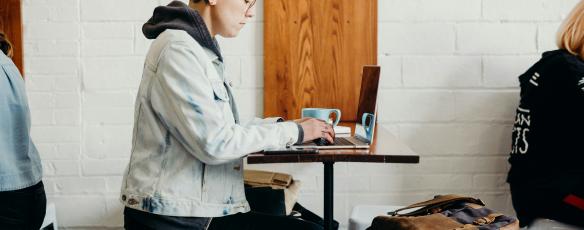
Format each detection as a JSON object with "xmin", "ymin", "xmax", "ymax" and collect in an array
[{"xmin": 388, "ymin": 194, "xmax": 485, "ymax": 216}]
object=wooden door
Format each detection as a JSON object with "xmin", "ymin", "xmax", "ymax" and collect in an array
[
  {"xmin": 264, "ymin": 0, "xmax": 377, "ymax": 121},
  {"xmin": 0, "ymin": 0, "xmax": 23, "ymax": 75}
]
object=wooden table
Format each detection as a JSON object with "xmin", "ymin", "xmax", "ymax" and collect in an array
[{"xmin": 247, "ymin": 123, "xmax": 419, "ymax": 230}]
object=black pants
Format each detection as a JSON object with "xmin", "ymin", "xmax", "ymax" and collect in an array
[
  {"xmin": 124, "ymin": 207, "xmax": 321, "ymax": 230},
  {"xmin": 0, "ymin": 181, "xmax": 46, "ymax": 230},
  {"xmin": 124, "ymin": 207, "xmax": 212, "ymax": 230},
  {"xmin": 510, "ymin": 183, "xmax": 584, "ymax": 227},
  {"xmin": 208, "ymin": 211, "xmax": 322, "ymax": 230}
]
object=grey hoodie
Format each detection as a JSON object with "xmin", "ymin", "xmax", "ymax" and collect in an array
[{"xmin": 143, "ymin": 0, "xmax": 223, "ymax": 62}]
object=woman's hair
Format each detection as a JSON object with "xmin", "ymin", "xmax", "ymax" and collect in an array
[
  {"xmin": 0, "ymin": 32, "xmax": 13, "ymax": 58},
  {"xmin": 190, "ymin": 0, "xmax": 256, "ymax": 8},
  {"xmin": 557, "ymin": 1, "xmax": 584, "ymax": 60}
]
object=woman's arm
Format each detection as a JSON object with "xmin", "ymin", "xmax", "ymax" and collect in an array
[
  {"xmin": 242, "ymin": 117, "xmax": 285, "ymax": 125},
  {"xmin": 149, "ymin": 41, "xmax": 300, "ymax": 165}
]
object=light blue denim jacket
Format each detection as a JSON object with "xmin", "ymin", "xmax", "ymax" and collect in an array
[
  {"xmin": 120, "ymin": 30, "xmax": 300, "ymax": 217},
  {"xmin": 0, "ymin": 52, "xmax": 42, "ymax": 192}
]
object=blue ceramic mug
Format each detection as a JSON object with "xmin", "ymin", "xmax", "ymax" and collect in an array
[
  {"xmin": 361, "ymin": 112, "xmax": 376, "ymax": 140},
  {"xmin": 301, "ymin": 108, "xmax": 341, "ymax": 126}
]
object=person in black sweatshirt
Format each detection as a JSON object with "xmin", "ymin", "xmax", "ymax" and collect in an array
[{"xmin": 507, "ymin": 1, "xmax": 584, "ymax": 228}]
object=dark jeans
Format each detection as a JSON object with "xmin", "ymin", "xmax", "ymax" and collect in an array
[
  {"xmin": 0, "ymin": 181, "xmax": 46, "ymax": 230},
  {"xmin": 124, "ymin": 207, "xmax": 212, "ymax": 230},
  {"xmin": 124, "ymin": 207, "xmax": 321, "ymax": 230},
  {"xmin": 510, "ymin": 183, "xmax": 584, "ymax": 227},
  {"xmin": 208, "ymin": 211, "xmax": 322, "ymax": 230}
]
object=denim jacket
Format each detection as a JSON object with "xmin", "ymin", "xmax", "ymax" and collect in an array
[
  {"xmin": 0, "ymin": 52, "xmax": 42, "ymax": 191},
  {"xmin": 120, "ymin": 30, "xmax": 300, "ymax": 217}
]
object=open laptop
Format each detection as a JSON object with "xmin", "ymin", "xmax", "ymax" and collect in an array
[{"xmin": 292, "ymin": 65, "xmax": 381, "ymax": 149}]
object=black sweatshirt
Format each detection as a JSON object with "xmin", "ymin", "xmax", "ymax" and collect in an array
[{"xmin": 507, "ymin": 49, "xmax": 584, "ymax": 187}]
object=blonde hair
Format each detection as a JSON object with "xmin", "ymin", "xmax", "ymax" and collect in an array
[{"xmin": 558, "ymin": 0, "xmax": 584, "ymax": 60}]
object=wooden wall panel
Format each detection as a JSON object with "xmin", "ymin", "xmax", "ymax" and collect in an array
[
  {"xmin": 264, "ymin": 0, "xmax": 377, "ymax": 121},
  {"xmin": 0, "ymin": 0, "xmax": 24, "ymax": 75}
]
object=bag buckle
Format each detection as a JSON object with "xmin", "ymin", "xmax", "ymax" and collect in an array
[{"xmin": 387, "ymin": 211, "xmax": 398, "ymax": 216}]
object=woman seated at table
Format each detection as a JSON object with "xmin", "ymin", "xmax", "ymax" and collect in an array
[
  {"xmin": 506, "ymin": 1, "xmax": 584, "ymax": 227},
  {"xmin": 120, "ymin": 0, "xmax": 334, "ymax": 229}
]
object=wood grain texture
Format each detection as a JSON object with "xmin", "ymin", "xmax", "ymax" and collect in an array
[
  {"xmin": 264, "ymin": 0, "xmax": 377, "ymax": 121},
  {"xmin": 0, "ymin": 0, "xmax": 24, "ymax": 75}
]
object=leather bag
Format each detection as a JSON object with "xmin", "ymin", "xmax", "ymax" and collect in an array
[{"xmin": 367, "ymin": 194, "xmax": 520, "ymax": 230}]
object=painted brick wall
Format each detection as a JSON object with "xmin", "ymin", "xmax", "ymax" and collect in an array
[{"xmin": 20, "ymin": 0, "xmax": 579, "ymax": 229}]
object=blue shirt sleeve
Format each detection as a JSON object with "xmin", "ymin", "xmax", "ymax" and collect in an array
[{"xmin": 0, "ymin": 53, "xmax": 43, "ymax": 191}]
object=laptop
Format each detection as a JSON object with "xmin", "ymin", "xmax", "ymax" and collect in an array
[{"xmin": 292, "ymin": 65, "xmax": 381, "ymax": 149}]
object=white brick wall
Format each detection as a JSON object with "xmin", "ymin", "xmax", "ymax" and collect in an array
[
  {"xmin": 20, "ymin": 0, "xmax": 579, "ymax": 228},
  {"xmin": 457, "ymin": 23, "xmax": 537, "ymax": 54}
]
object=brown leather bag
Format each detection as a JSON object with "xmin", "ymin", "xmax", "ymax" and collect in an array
[{"xmin": 367, "ymin": 194, "xmax": 520, "ymax": 230}]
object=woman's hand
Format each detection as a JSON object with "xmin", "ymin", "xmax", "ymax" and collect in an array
[{"xmin": 295, "ymin": 118, "xmax": 335, "ymax": 143}]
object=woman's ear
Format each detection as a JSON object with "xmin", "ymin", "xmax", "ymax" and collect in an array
[{"xmin": 208, "ymin": 0, "xmax": 217, "ymax": 5}]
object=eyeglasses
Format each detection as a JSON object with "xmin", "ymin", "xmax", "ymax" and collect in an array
[{"xmin": 244, "ymin": 0, "xmax": 257, "ymax": 11}]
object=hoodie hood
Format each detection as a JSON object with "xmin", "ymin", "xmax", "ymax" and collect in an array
[{"xmin": 143, "ymin": 1, "xmax": 222, "ymax": 61}]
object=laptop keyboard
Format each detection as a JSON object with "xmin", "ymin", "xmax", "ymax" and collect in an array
[
  {"xmin": 334, "ymin": 137, "xmax": 355, "ymax": 145},
  {"xmin": 315, "ymin": 137, "xmax": 356, "ymax": 146}
]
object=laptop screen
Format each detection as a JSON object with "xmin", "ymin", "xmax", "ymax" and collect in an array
[{"xmin": 354, "ymin": 65, "xmax": 380, "ymax": 143}]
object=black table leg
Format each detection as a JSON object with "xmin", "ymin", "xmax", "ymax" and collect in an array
[{"xmin": 324, "ymin": 161, "xmax": 334, "ymax": 230}]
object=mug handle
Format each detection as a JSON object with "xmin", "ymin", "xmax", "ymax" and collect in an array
[
  {"xmin": 330, "ymin": 109, "xmax": 341, "ymax": 126},
  {"xmin": 361, "ymin": 113, "xmax": 375, "ymax": 134}
]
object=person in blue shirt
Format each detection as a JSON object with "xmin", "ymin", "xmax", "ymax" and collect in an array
[{"xmin": 0, "ymin": 32, "xmax": 46, "ymax": 229}]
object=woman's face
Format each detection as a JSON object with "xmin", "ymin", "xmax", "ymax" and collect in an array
[{"xmin": 211, "ymin": 0, "xmax": 256, "ymax": 37}]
